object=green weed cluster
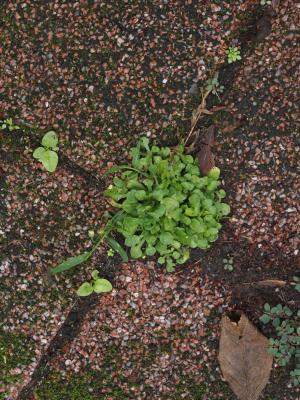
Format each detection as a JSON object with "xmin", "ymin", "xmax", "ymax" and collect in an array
[{"xmin": 104, "ymin": 137, "xmax": 230, "ymax": 272}]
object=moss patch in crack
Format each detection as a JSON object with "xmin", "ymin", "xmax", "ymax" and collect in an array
[
  {"xmin": 34, "ymin": 370, "xmax": 129, "ymax": 400},
  {"xmin": 0, "ymin": 330, "xmax": 34, "ymax": 395}
]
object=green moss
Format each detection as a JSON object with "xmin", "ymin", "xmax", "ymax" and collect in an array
[
  {"xmin": 0, "ymin": 330, "xmax": 34, "ymax": 389},
  {"xmin": 35, "ymin": 370, "xmax": 131, "ymax": 400}
]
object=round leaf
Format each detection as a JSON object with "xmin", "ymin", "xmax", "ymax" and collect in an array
[
  {"xmin": 41, "ymin": 130, "xmax": 58, "ymax": 148},
  {"xmin": 33, "ymin": 147, "xmax": 46, "ymax": 160},
  {"xmin": 93, "ymin": 278, "xmax": 113, "ymax": 293},
  {"xmin": 130, "ymin": 245, "xmax": 143, "ymax": 259},
  {"xmin": 77, "ymin": 282, "xmax": 94, "ymax": 297},
  {"xmin": 41, "ymin": 150, "xmax": 58, "ymax": 172}
]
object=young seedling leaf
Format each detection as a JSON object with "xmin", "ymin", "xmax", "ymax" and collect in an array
[
  {"xmin": 42, "ymin": 130, "xmax": 58, "ymax": 148},
  {"xmin": 77, "ymin": 282, "xmax": 94, "ymax": 297},
  {"xmin": 33, "ymin": 147, "xmax": 46, "ymax": 159},
  {"xmin": 50, "ymin": 252, "xmax": 91, "ymax": 274},
  {"xmin": 106, "ymin": 236, "xmax": 128, "ymax": 262},
  {"xmin": 41, "ymin": 150, "xmax": 58, "ymax": 172},
  {"xmin": 93, "ymin": 278, "xmax": 113, "ymax": 293}
]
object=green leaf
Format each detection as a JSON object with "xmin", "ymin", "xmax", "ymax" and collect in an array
[
  {"xmin": 260, "ymin": 314, "xmax": 271, "ymax": 324},
  {"xmin": 103, "ymin": 165, "xmax": 141, "ymax": 176},
  {"xmin": 140, "ymin": 137, "xmax": 150, "ymax": 151},
  {"xmin": 51, "ymin": 252, "xmax": 90, "ymax": 274},
  {"xmin": 162, "ymin": 197, "xmax": 179, "ymax": 212},
  {"xmin": 77, "ymin": 282, "xmax": 94, "ymax": 297},
  {"xmin": 159, "ymin": 232, "xmax": 173, "ymax": 245},
  {"xmin": 42, "ymin": 131, "xmax": 58, "ymax": 148},
  {"xmin": 190, "ymin": 219, "xmax": 205, "ymax": 233},
  {"xmin": 93, "ymin": 278, "xmax": 113, "ymax": 293},
  {"xmin": 158, "ymin": 256, "xmax": 165, "ymax": 264},
  {"xmin": 125, "ymin": 235, "xmax": 141, "ymax": 247},
  {"xmin": 146, "ymin": 246, "xmax": 156, "ymax": 256},
  {"xmin": 91, "ymin": 270, "xmax": 99, "ymax": 280},
  {"xmin": 33, "ymin": 147, "xmax": 46, "ymax": 160},
  {"xmin": 130, "ymin": 245, "xmax": 143, "ymax": 259},
  {"xmin": 106, "ymin": 236, "xmax": 128, "ymax": 262},
  {"xmin": 272, "ymin": 318, "xmax": 281, "ymax": 328},
  {"xmin": 166, "ymin": 258, "xmax": 175, "ymax": 272},
  {"xmin": 150, "ymin": 204, "xmax": 166, "ymax": 219},
  {"xmin": 41, "ymin": 150, "xmax": 58, "ymax": 172},
  {"xmin": 264, "ymin": 303, "xmax": 271, "ymax": 312},
  {"xmin": 219, "ymin": 203, "xmax": 230, "ymax": 216}
]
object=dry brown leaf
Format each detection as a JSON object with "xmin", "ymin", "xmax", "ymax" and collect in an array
[
  {"xmin": 255, "ymin": 279, "xmax": 286, "ymax": 287},
  {"xmin": 218, "ymin": 313, "xmax": 273, "ymax": 400},
  {"xmin": 197, "ymin": 144, "xmax": 215, "ymax": 175}
]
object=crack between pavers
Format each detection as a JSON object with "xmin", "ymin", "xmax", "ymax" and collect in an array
[{"xmin": 16, "ymin": 295, "xmax": 98, "ymax": 400}]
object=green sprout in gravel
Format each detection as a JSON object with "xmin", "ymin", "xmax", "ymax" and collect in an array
[
  {"xmin": 260, "ymin": 283, "xmax": 300, "ymax": 386},
  {"xmin": 0, "ymin": 118, "xmax": 20, "ymax": 131},
  {"xmin": 104, "ymin": 137, "xmax": 230, "ymax": 272},
  {"xmin": 107, "ymin": 248, "xmax": 115, "ymax": 257},
  {"xmin": 260, "ymin": 0, "xmax": 270, "ymax": 5},
  {"xmin": 33, "ymin": 130, "xmax": 59, "ymax": 172},
  {"xmin": 51, "ymin": 137, "xmax": 229, "ymax": 294},
  {"xmin": 206, "ymin": 73, "xmax": 224, "ymax": 100},
  {"xmin": 77, "ymin": 270, "xmax": 112, "ymax": 297},
  {"xmin": 227, "ymin": 46, "xmax": 241, "ymax": 64},
  {"xmin": 223, "ymin": 256, "xmax": 234, "ymax": 271}
]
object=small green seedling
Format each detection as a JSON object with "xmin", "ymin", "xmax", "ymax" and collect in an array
[
  {"xmin": 260, "ymin": 0, "xmax": 270, "ymax": 5},
  {"xmin": 1, "ymin": 118, "xmax": 20, "ymax": 131},
  {"xmin": 223, "ymin": 256, "xmax": 234, "ymax": 271},
  {"xmin": 77, "ymin": 270, "xmax": 112, "ymax": 297},
  {"xmin": 206, "ymin": 76, "xmax": 224, "ymax": 99},
  {"xmin": 292, "ymin": 276, "xmax": 300, "ymax": 293},
  {"xmin": 260, "ymin": 289, "xmax": 300, "ymax": 386},
  {"xmin": 33, "ymin": 131, "xmax": 59, "ymax": 172},
  {"xmin": 227, "ymin": 47, "xmax": 242, "ymax": 64},
  {"xmin": 107, "ymin": 248, "xmax": 115, "ymax": 257}
]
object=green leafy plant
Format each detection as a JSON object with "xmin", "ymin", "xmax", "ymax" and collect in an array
[
  {"xmin": 223, "ymin": 256, "xmax": 234, "ymax": 271},
  {"xmin": 206, "ymin": 75, "xmax": 224, "ymax": 99},
  {"xmin": 33, "ymin": 131, "xmax": 59, "ymax": 172},
  {"xmin": 104, "ymin": 137, "xmax": 230, "ymax": 272},
  {"xmin": 0, "ymin": 118, "xmax": 20, "ymax": 131},
  {"xmin": 260, "ymin": 295, "xmax": 300, "ymax": 386},
  {"xmin": 227, "ymin": 47, "xmax": 242, "ymax": 64},
  {"xmin": 77, "ymin": 270, "xmax": 112, "ymax": 297}
]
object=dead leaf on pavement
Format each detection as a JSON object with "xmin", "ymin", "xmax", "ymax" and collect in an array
[
  {"xmin": 255, "ymin": 279, "xmax": 286, "ymax": 287},
  {"xmin": 196, "ymin": 125, "xmax": 216, "ymax": 175},
  {"xmin": 218, "ymin": 313, "xmax": 273, "ymax": 400}
]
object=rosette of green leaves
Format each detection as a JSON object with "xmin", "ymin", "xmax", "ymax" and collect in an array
[{"xmin": 104, "ymin": 137, "xmax": 230, "ymax": 272}]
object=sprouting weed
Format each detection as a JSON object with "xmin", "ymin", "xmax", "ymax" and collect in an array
[
  {"xmin": 227, "ymin": 47, "xmax": 242, "ymax": 64},
  {"xmin": 223, "ymin": 256, "xmax": 234, "ymax": 271}
]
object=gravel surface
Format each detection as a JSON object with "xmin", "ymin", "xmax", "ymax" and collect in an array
[{"xmin": 0, "ymin": 0, "xmax": 299, "ymax": 399}]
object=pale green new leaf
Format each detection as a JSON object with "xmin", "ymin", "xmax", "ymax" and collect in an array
[
  {"xmin": 42, "ymin": 131, "xmax": 58, "ymax": 148},
  {"xmin": 41, "ymin": 150, "xmax": 58, "ymax": 172},
  {"xmin": 77, "ymin": 282, "xmax": 94, "ymax": 297},
  {"xmin": 33, "ymin": 147, "xmax": 46, "ymax": 160},
  {"xmin": 93, "ymin": 278, "xmax": 113, "ymax": 293}
]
